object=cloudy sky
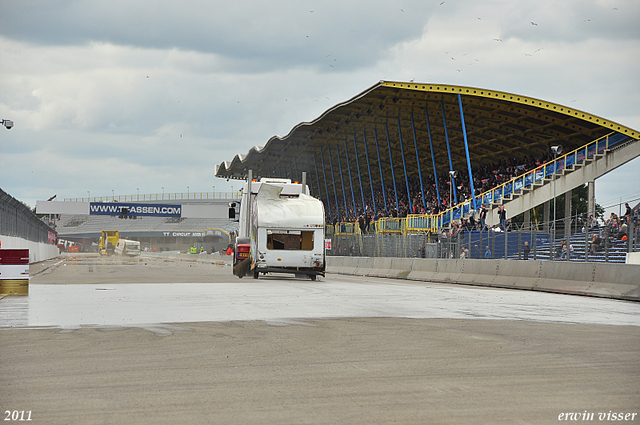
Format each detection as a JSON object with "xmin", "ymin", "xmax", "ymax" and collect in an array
[{"xmin": 1, "ymin": 0, "xmax": 638, "ymax": 217}]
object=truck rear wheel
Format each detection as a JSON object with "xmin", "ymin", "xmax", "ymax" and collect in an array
[
  {"xmin": 310, "ymin": 274, "xmax": 316, "ymax": 281},
  {"xmin": 253, "ymin": 270, "xmax": 259, "ymax": 279}
]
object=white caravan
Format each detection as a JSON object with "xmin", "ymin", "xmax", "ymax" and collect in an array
[{"xmin": 234, "ymin": 174, "xmax": 325, "ymax": 280}]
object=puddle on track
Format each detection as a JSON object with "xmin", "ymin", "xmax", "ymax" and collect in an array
[{"xmin": 1, "ymin": 280, "xmax": 640, "ymax": 330}]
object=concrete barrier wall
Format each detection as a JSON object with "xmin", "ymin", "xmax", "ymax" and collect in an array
[
  {"xmin": 327, "ymin": 256, "xmax": 640, "ymax": 302},
  {"xmin": 142, "ymin": 251, "xmax": 232, "ymax": 265},
  {"xmin": 627, "ymin": 252, "xmax": 640, "ymax": 265},
  {"xmin": 1, "ymin": 236, "xmax": 60, "ymax": 263}
]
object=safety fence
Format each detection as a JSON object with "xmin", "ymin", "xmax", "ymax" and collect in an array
[
  {"xmin": 0, "ymin": 189, "xmax": 56, "ymax": 244},
  {"xmin": 328, "ymin": 213, "xmax": 638, "ymax": 263}
]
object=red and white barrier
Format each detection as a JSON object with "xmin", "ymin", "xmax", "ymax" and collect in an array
[{"xmin": 0, "ymin": 249, "xmax": 30, "ymax": 295}]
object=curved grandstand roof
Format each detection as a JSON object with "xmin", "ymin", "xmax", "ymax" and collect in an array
[{"xmin": 215, "ymin": 80, "xmax": 639, "ymax": 181}]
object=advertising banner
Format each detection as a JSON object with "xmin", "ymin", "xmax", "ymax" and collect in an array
[{"xmin": 89, "ymin": 202, "xmax": 182, "ymax": 217}]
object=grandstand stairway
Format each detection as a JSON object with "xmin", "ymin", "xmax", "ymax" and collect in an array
[{"xmin": 484, "ymin": 134, "xmax": 639, "ymax": 224}]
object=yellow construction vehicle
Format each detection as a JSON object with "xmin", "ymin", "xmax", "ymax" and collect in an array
[{"xmin": 98, "ymin": 231, "xmax": 119, "ymax": 255}]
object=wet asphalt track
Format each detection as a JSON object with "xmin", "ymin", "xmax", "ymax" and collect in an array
[{"xmin": 1, "ymin": 253, "xmax": 638, "ymax": 424}]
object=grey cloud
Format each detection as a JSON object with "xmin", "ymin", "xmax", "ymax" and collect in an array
[
  {"xmin": 498, "ymin": 1, "xmax": 640, "ymax": 43},
  {"xmin": 0, "ymin": 0, "xmax": 434, "ymax": 71}
]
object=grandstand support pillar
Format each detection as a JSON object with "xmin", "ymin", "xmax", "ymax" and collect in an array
[
  {"xmin": 301, "ymin": 171, "xmax": 307, "ymax": 194},
  {"xmin": 424, "ymin": 107, "xmax": 441, "ymax": 205},
  {"xmin": 344, "ymin": 139, "xmax": 358, "ymax": 216},
  {"xmin": 564, "ymin": 188, "xmax": 572, "ymax": 241},
  {"xmin": 543, "ymin": 201, "xmax": 550, "ymax": 233},
  {"xmin": 335, "ymin": 144, "xmax": 350, "ymax": 219},
  {"xmin": 362, "ymin": 132, "xmax": 377, "ymax": 214},
  {"xmin": 441, "ymin": 101, "xmax": 457, "ymax": 204},
  {"xmin": 313, "ymin": 152, "xmax": 327, "ymax": 215},
  {"xmin": 385, "ymin": 123, "xmax": 400, "ymax": 212},
  {"xmin": 588, "ymin": 180, "xmax": 595, "ymax": 217},
  {"xmin": 524, "ymin": 209, "xmax": 530, "ymax": 231},
  {"xmin": 458, "ymin": 94, "xmax": 477, "ymax": 211},
  {"xmin": 305, "ymin": 156, "xmax": 315, "ymax": 197},
  {"xmin": 397, "ymin": 117, "xmax": 413, "ymax": 213},
  {"xmin": 326, "ymin": 146, "xmax": 341, "ymax": 219},
  {"xmin": 374, "ymin": 129, "xmax": 388, "ymax": 212},
  {"xmin": 353, "ymin": 134, "xmax": 366, "ymax": 213},
  {"xmin": 410, "ymin": 113, "xmax": 426, "ymax": 211}
]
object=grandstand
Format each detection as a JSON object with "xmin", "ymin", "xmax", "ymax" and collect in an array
[
  {"xmin": 54, "ymin": 196, "xmax": 239, "ymax": 253},
  {"xmin": 216, "ymin": 81, "xmax": 639, "ymax": 248}
]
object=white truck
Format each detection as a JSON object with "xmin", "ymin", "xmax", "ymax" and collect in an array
[{"xmin": 233, "ymin": 173, "xmax": 325, "ymax": 280}]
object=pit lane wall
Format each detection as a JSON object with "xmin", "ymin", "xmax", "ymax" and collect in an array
[
  {"xmin": 326, "ymin": 257, "xmax": 640, "ymax": 302},
  {"xmin": 0, "ymin": 236, "xmax": 60, "ymax": 263}
]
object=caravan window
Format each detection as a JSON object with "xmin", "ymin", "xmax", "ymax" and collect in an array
[{"xmin": 266, "ymin": 230, "xmax": 314, "ymax": 251}]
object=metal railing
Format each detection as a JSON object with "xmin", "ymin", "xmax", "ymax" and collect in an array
[
  {"xmin": 0, "ymin": 189, "xmax": 56, "ymax": 244},
  {"xmin": 64, "ymin": 191, "xmax": 240, "ymax": 202},
  {"xmin": 328, "ymin": 132, "xmax": 631, "ymax": 235},
  {"xmin": 437, "ymin": 132, "xmax": 627, "ymax": 229},
  {"xmin": 327, "ymin": 212, "xmax": 638, "ymax": 263}
]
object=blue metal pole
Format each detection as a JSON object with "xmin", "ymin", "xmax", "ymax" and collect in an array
[
  {"xmin": 293, "ymin": 157, "xmax": 299, "ymax": 182},
  {"xmin": 353, "ymin": 134, "xmax": 366, "ymax": 213},
  {"xmin": 441, "ymin": 101, "xmax": 457, "ymax": 205},
  {"xmin": 289, "ymin": 163, "xmax": 294, "ymax": 181},
  {"xmin": 335, "ymin": 144, "xmax": 350, "ymax": 219},
  {"xmin": 374, "ymin": 128, "xmax": 388, "ymax": 213},
  {"xmin": 458, "ymin": 94, "xmax": 477, "ymax": 210},
  {"xmin": 385, "ymin": 123, "xmax": 400, "ymax": 212},
  {"xmin": 397, "ymin": 117, "xmax": 413, "ymax": 213},
  {"xmin": 327, "ymin": 146, "xmax": 341, "ymax": 219},
  {"xmin": 318, "ymin": 150, "xmax": 333, "ymax": 221},
  {"xmin": 363, "ymin": 131, "xmax": 377, "ymax": 214},
  {"xmin": 410, "ymin": 112, "xmax": 426, "ymax": 211},
  {"xmin": 425, "ymin": 107, "xmax": 441, "ymax": 206},
  {"xmin": 344, "ymin": 139, "xmax": 358, "ymax": 216}
]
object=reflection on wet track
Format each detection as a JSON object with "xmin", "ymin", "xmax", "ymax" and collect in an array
[{"xmin": 1, "ymin": 277, "xmax": 639, "ymax": 329}]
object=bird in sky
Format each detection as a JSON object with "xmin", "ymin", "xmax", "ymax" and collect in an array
[
  {"xmin": 530, "ymin": 21, "xmax": 538, "ymax": 26},
  {"xmin": 440, "ymin": 1, "xmax": 445, "ymax": 5},
  {"xmin": 493, "ymin": 38, "xmax": 503, "ymax": 42}
]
